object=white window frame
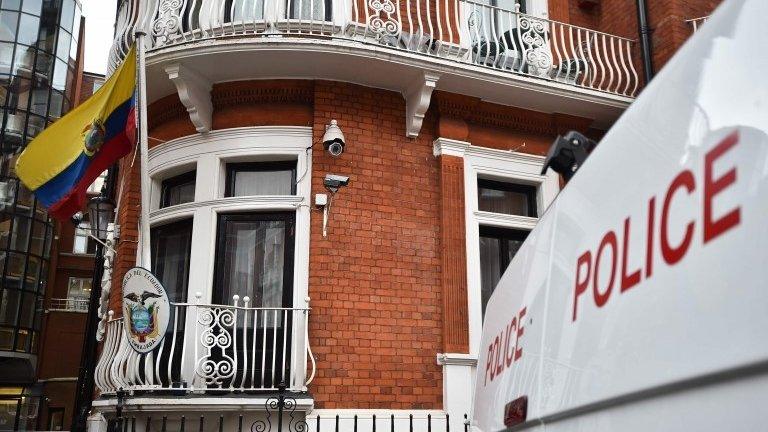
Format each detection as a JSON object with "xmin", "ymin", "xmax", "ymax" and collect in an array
[
  {"xmin": 433, "ymin": 137, "xmax": 558, "ymax": 354},
  {"xmin": 464, "ymin": 144, "xmax": 558, "ymax": 354},
  {"xmin": 147, "ymin": 126, "xmax": 313, "ymax": 388},
  {"xmin": 72, "ymin": 222, "xmax": 93, "ymax": 254}
]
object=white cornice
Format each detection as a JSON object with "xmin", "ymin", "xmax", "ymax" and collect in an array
[
  {"xmin": 433, "ymin": 138, "xmax": 470, "ymax": 158},
  {"xmin": 474, "ymin": 211, "xmax": 538, "ymax": 231},
  {"xmin": 465, "ymin": 146, "xmax": 546, "ymax": 166},
  {"xmin": 436, "ymin": 353, "xmax": 478, "ymax": 367},
  {"xmin": 149, "ymin": 126, "xmax": 312, "ymax": 158},
  {"xmin": 146, "ymin": 38, "xmax": 633, "ymax": 109}
]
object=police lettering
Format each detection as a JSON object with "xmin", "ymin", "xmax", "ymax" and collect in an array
[
  {"xmin": 572, "ymin": 132, "xmax": 741, "ymax": 322},
  {"xmin": 485, "ymin": 306, "xmax": 527, "ymax": 386}
]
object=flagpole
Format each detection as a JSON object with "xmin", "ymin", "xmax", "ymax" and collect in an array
[{"xmin": 135, "ymin": 30, "xmax": 152, "ymax": 269}]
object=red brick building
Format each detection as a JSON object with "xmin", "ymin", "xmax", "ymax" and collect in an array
[{"xmin": 87, "ymin": 0, "xmax": 720, "ymax": 430}]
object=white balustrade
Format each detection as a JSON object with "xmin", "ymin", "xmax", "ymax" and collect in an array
[
  {"xmin": 109, "ymin": 0, "xmax": 640, "ymax": 96},
  {"xmin": 94, "ymin": 297, "xmax": 314, "ymax": 395}
]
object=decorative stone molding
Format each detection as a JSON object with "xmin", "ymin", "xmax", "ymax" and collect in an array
[
  {"xmin": 434, "ymin": 92, "xmax": 594, "ymax": 137},
  {"xmin": 165, "ymin": 63, "xmax": 213, "ymax": 133},
  {"xmin": 212, "ymin": 80, "xmax": 314, "ymax": 107},
  {"xmin": 404, "ymin": 72, "xmax": 440, "ymax": 138},
  {"xmin": 433, "ymin": 138, "xmax": 470, "ymax": 158}
]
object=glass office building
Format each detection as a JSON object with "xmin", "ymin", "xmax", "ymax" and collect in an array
[{"xmin": 0, "ymin": 0, "xmax": 81, "ymax": 385}]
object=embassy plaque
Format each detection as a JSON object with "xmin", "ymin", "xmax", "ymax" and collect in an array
[{"xmin": 122, "ymin": 267, "xmax": 170, "ymax": 353}]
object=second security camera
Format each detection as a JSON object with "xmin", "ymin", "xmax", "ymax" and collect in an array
[{"xmin": 323, "ymin": 119, "xmax": 345, "ymax": 157}]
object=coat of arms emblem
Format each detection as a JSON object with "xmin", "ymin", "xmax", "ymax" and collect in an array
[
  {"xmin": 125, "ymin": 291, "xmax": 163, "ymax": 342},
  {"xmin": 122, "ymin": 267, "xmax": 169, "ymax": 353}
]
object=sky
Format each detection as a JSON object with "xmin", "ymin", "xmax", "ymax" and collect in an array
[{"xmin": 81, "ymin": 0, "xmax": 117, "ymax": 74}]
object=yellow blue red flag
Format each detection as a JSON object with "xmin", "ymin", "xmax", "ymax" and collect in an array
[{"xmin": 15, "ymin": 46, "xmax": 137, "ymax": 220}]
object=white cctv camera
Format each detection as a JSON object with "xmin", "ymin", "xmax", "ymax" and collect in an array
[
  {"xmin": 324, "ymin": 174, "xmax": 349, "ymax": 192},
  {"xmin": 323, "ymin": 119, "xmax": 345, "ymax": 157}
]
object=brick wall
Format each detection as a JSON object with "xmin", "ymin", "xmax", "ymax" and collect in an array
[
  {"xmin": 108, "ymin": 79, "xmax": 592, "ymax": 409},
  {"xmin": 309, "ymin": 82, "xmax": 443, "ymax": 408}
]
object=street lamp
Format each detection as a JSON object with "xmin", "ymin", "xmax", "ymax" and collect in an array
[
  {"xmin": 86, "ymin": 195, "xmax": 115, "ymax": 241},
  {"xmin": 72, "ymin": 187, "xmax": 116, "ymax": 432}
]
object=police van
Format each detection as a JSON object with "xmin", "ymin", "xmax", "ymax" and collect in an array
[{"xmin": 472, "ymin": 1, "xmax": 768, "ymax": 430}]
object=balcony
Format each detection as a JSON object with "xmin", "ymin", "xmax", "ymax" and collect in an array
[
  {"xmin": 93, "ymin": 296, "xmax": 315, "ymax": 401},
  {"xmin": 110, "ymin": 0, "xmax": 639, "ymax": 133},
  {"xmin": 47, "ymin": 297, "xmax": 90, "ymax": 313}
]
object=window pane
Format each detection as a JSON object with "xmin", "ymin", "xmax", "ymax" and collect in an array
[
  {"xmin": 479, "ymin": 235, "xmax": 501, "ymax": 318},
  {"xmin": 0, "ymin": 213, "xmax": 10, "ymax": 249},
  {"xmin": 160, "ymin": 171, "xmax": 195, "ymax": 208},
  {"xmin": 3, "ymin": 0, "xmax": 21, "ymax": 10},
  {"xmin": 0, "ymin": 42, "xmax": 13, "ymax": 70},
  {"xmin": 478, "ymin": 179, "xmax": 537, "ymax": 216},
  {"xmin": 22, "ymin": 0, "xmax": 43, "ymax": 15},
  {"xmin": 18, "ymin": 291, "xmax": 34, "ymax": 327},
  {"xmin": 24, "ymin": 255, "xmax": 40, "ymax": 290},
  {"xmin": 34, "ymin": 50, "xmax": 52, "ymax": 77},
  {"xmin": 60, "ymin": 0, "xmax": 75, "ymax": 32},
  {"xmin": 150, "ymin": 219, "xmax": 192, "ymax": 303},
  {"xmin": 52, "ymin": 58, "xmax": 65, "ymax": 90},
  {"xmin": 0, "ymin": 11, "xmax": 19, "ymax": 42},
  {"xmin": 37, "ymin": 8, "xmax": 57, "ymax": 52},
  {"xmin": 215, "ymin": 215, "xmax": 291, "ymax": 308},
  {"xmin": 48, "ymin": 89, "xmax": 62, "ymax": 118},
  {"xmin": 73, "ymin": 222, "xmax": 95, "ymax": 254},
  {"xmin": 28, "ymin": 220, "xmax": 45, "ymax": 256},
  {"xmin": 0, "ymin": 327, "xmax": 13, "ymax": 350},
  {"xmin": 17, "ymin": 13, "xmax": 39, "ymax": 46},
  {"xmin": 30, "ymin": 86, "xmax": 48, "ymax": 116},
  {"xmin": 6, "ymin": 252, "xmax": 25, "ymax": 280},
  {"xmin": 67, "ymin": 277, "xmax": 91, "ymax": 300},
  {"xmin": 0, "ymin": 289, "xmax": 20, "ymax": 326},
  {"xmin": 9, "ymin": 216, "xmax": 31, "ymax": 251},
  {"xmin": 12, "ymin": 44, "xmax": 34, "ymax": 75},
  {"xmin": 55, "ymin": 31, "xmax": 70, "ymax": 61},
  {"xmin": 479, "ymin": 228, "xmax": 529, "ymax": 317},
  {"xmin": 227, "ymin": 162, "xmax": 295, "ymax": 197}
]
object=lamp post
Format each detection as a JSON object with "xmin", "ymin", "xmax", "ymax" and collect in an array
[{"xmin": 71, "ymin": 188, "xmax": 115, "ymax": 432}]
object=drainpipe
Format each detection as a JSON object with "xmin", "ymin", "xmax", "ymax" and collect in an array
[{"xmin": 635, "ymin": 0, "xmax": 654, "ymax": 83}]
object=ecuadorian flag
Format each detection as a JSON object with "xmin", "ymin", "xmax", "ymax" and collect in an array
[{"xmin": 16, "ymin": 46, "xmax": 137, "ymax": 220}]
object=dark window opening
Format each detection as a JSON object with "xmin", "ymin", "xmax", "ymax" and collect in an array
[
  {"xmin": 160, "ymin": 170, "xmax": 196, "ymax": 208},
  {"xmin": 478, "ymin": 178, "xmax": 537, "ymax": 217},
  {"xmin": 479, "ymin": 226, "xmax": 528, "ymax": 318}
]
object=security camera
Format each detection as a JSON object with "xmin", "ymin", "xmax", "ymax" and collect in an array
[
  {"xmin": 323, "ymin": 119, "xmax": 346, "ymax": 157},
  {"xmin": 324, "ymin": 174, "xmax": 349, "ymax": 192},
  {"xmin": 540, "ymin": 131, "xmax": 597, "ymax": 183}
]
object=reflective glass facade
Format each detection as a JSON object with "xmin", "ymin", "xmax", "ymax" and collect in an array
[{"xmin": 0, "ymin": 0, "xmax": 81, "ymax": 359}]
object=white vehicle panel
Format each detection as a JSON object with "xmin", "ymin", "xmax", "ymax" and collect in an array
[{"xmin": 473, "ymin": 1, "xmax": 768, "ymax": 430}]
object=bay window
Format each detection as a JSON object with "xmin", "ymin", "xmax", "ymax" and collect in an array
[{"xmin": 143, "ymin": 127, "xmax": 312, "ymax": 391}]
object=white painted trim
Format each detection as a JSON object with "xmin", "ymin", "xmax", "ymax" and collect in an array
[
  {"xmin": 146, "ymin": 126, "xmax": 314, "ymax": 389},
  {"xmin": 165, "ymin": 63, "xmax": 213, "ymax": 133},
  {"xmin": 92, "ymin": 396, "xmax": 314, "ymax": 412},
  {"xmin": 463, "ymin": 147, "xmax": 559, "ymax": 355},
  {"xmin": 404, "ymin": 71, "xmax": 440, "ymax": 138},
  {"xmin": 433, "ymin": 138, "xmax": 470, "ymax": 158},
  {"xmin": 436, "ymin": 352, "xmax": 478, "ymax": 367},
  {"xmin": 145, "ymin": 39, "xmax": 634, "ymax": 110}
]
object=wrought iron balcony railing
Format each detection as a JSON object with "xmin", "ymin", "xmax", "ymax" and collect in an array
[
  {"xmin": 111, "ymin": 0, "xmax": 639, "ymax": 97},
  {"xmin": 48, "ymin": 297, "xmax": 90, "ymax": 312},
  {"xmin": 94, "ymin": 295, "xmax": 315, "ymax": 396}
]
